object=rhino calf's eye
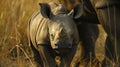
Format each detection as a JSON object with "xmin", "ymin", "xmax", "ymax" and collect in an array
[{"xmin": 50, "ymin": 34, "xmax": 54, "ymax": 40}]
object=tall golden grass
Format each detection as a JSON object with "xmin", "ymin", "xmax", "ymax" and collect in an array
[{"xmin": 0, "ymin": 0, "xmax": 59, "ymax": 66}]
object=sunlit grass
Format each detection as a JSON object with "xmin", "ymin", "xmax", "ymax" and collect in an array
[{"xmin": 0, "ymin": 0, "xmax": 42, "ymax": 66}]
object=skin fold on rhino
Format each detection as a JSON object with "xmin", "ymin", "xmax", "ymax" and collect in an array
[{"xmin": 28, "ymin": 2, "xmax": 84, "ymax": 67}]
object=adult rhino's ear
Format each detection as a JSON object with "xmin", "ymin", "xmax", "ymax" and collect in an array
[
  {"xmin": 68, "ymin": 4, "xmax": 83, "ymax": 19},
  {"xmin": 39, "ymin": 3, "xmax": 53, "ymax": 19}
]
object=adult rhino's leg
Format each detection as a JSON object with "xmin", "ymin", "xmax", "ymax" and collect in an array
[
  {"xmin": 91, "ymin": 0, "xmax": 120, "ymax": 65},
  {"xmin": 37, "ymin": 45, "xmax": 56, "ymax": 67},
  {"xmin": 77, "ymin": 23, "xmax": 99, "ymax": 61}
]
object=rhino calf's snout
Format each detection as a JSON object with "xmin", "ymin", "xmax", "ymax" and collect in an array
[{"xmin": 54, "ymin": 40, "xmax": 72, "ymax": 49}]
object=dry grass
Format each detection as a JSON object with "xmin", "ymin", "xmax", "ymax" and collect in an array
[{"xmin": 0, "ymin": 0, "xmax": 59, "ymax": 66}]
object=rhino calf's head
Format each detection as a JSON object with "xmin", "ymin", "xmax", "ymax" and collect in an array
[{"xmin": 39, "ymin": 3, "xmax": 83, "ymax": 49}]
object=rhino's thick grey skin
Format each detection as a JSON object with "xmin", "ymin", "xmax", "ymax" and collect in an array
[
  {"xmin": 78, "ymin": 0, "xmax": 120, "ymax": 66},
  {"xmin": 28, "ymin": 2, "xmax": 84, "ymax": 67},
  {"xmin": 89, "ymin": 0, "xmax": 120, "ymax": 64},
  {"xmin": 74, "ymin": 0, "xmax": 120, "ymax": 66}
]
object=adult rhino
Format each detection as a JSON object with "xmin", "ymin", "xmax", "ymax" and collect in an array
[
  {"xmin": 28, "ymin": 2, "xmax": 84, "ymax": 67},
  {"xmin": 57, "ymin": 0, "xmax": 120, "ymax": 65},
  {"xmin": 80, "ymin": 0, "xmax": 120, "ymax": 65}
]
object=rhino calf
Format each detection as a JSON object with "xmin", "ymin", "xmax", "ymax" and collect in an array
[{"xmin": 28, "ymin": 2, "xmax": 84, "ymax": 67}]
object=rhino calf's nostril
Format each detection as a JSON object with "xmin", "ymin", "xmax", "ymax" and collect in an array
[{"xmin": 55, "ymin": 44, "xmax": 57, "ymax": 46}]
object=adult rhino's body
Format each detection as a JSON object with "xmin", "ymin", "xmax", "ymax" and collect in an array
[
  {"xmin": 57, "ymin": 0, "xmax": 120, "ymax": 65},
  {"xmin": 28, "ymin": 2, "xmax": 84, "ymax": 67},
  {"xmin": 81, "ymin": 1, "xmax": 120, "ymax": 65}
]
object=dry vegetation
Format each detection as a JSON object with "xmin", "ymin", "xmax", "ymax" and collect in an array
[{"xmin": 0, "ymin": 0, "xmax": 59, "ymax": 66}]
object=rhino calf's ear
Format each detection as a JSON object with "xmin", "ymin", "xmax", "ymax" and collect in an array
[
  {"xmin": 68, "ymin": 4, "xmax": 84, "ymax": 19},
  {"xmin": 39, "ymin": 3, "xmax": 52, "ymax": 18}
]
